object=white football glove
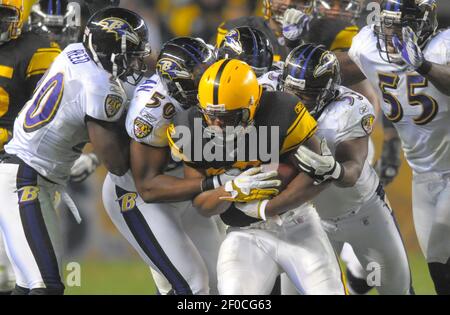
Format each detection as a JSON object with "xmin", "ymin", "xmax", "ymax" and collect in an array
[
  {"xmin": 235, "ymin": 199, "xmax": 269, "ymax": 221},
  {"xmin": 392, "ymin": 26, "xmax": 425, "ymax": 70},
  {"xmin": 220, "ymin": 166, "xmax": 281, "ymax": 203},
  {"xmin": 70, "ymin": 153, "xmax": 100, "ymax": 183},
  {"xmin": 282, "ymin": 8, "xmax": 311, "ymax": 42},
  {"xmin": 295, "ymin": 138, "xmax": 343, "ymax": 185}
]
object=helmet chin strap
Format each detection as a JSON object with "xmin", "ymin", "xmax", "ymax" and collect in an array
[
  {"xmin": 111, "ymin": 53, "xmax": 118, "ymax": 78},
  {"xmin": 87, "ymin": 32, "xmax": 104, "ymax": 70},
  {"xmin": 110, "ymin": 34, "xmax": 128, "ymax": 80}
]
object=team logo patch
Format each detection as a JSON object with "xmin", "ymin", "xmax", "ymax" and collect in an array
[
  {"xmin": 223, "ymin": 29, "xmax": 243, "ymax": 55},
  {"xmin": 134, "ymin": 117, "xmax": 153, "ymax": 139},
  {"xmin": 361, "ymin": 114, "xmax": 375, "ymax": 135},
  {"xmin": 97, "ymin": 18, "xmax": 139, "ymax": 44},
  {"xmin": 118, "ymin": 192, "xmax": 138, "ymax": 212},
  {"xmin": 294, "ymin": 102, "xmax": 306, "ymax": 114},
  {"xmin": 105, "ymin": 94, "xmax": 123, "ymax": 118},
  {"xmin": 157, "ymin": 58, "xmax": 191, "ymax": 80},
  {"xmin": 18, "ymin": 186, "xmax": 40, "ymax": 204},
  {"xmin": 163, "ymin": 103, "xmax": 176, "ymax": 120}
]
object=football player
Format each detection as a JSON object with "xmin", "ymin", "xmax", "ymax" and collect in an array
[
  {"xmin": 29, "ymin": 1, "xmax": 121, "ymax": 183},
  {"xmin": 0, "ymin": 0, "xmax": 60, "ymax": 151},
  {"xmin": 168, "ymin": 59, "xmax": 347, "ymax": 294},
  {"xmin": 103, "ymin": 37, "xmax": 252, "ymax": 295},
  {"xmin": 280, "ymin": 44, "xmax": 413, "ymax": 294},
  {"xmin": 343, "ymin": 0, "xmax": 450, "ymax": 294},
  {"xmin": 0, "ymin": 7, "xmax": 150, "ymax": 294},
  {"xmin": 0, "ymin": 0, "xmax": 61, "ymax": 294}
]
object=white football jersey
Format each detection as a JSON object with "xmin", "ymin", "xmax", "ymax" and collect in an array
[
  {"xmin": 5, "ymin": 43, "xmax": 127, "ymax": 185},
  {"xmin": 349, "ymin": 26, "xmax": 450, "ymax": 174},
  {"xmin": 109, "ymin": 74, "xmax": 186, "ymax": 190},
  {"xmin": 125, "ymin": 74, "xmax": 186, "ymax": 147},
  {"xmin": 312, "ymin": 86, "xmax": 379, "ymax": 219}
]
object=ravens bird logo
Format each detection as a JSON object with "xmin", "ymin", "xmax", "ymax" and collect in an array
[
  {"xmin": 96, "ymin": 18, "xmax": 139, "ymax": 44},
  {"xmin": 223, "ymin": 29, "xmax": 243, "ymax": 55},
  {"xmin": 157, "ymin": 58, "xmax": 191, "ymax": 80}
]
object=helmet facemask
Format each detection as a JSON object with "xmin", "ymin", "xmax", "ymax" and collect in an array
[
  {"xmin": 281, "ymin": 46, "xmax": 340, "ymax": 116},
  {"xmin": 282, "ymin": 74, "xmax": 337, "ymax": 116},
  {"xmin": 0, "ymin": 5, "xmax": 20, "ymax": 45},
  {"xmin": 200, "ymin": 106, "xmax": 253, "ymax": 145},
  {"xmin": 85, "ymin": 18, "xmax": 151, "ymax": 86},
  {"xmin": 315, "ymin": 0, "xmax": 362, "ymax": 22},
  {"xmin": 30, "ymin": 1, "xmax": 83, "ymax": 47},
  {"xmin": 375, "ymin": 1, "xmax": 438, "ymax": 64},
  {"xmin": 118, "ymin": 40, "xmax": 151, "ymax": 86}
]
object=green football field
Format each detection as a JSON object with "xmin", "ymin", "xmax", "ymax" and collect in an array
[{"xmin": 64, "ymin": 252, "xmax": 436, "ymax": 295}]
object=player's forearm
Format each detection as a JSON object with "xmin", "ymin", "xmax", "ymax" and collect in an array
[
  {"xmin": 136, "ymin": 175, "xmax": 202, "ymax": 203},
  {"xmin": 419, "ymin": 61, "xmax": 450, "ymax": 96},
  {"xmin": 334, "ymin": 161, "xmax": 362, "ymax": 188},
  {"xmin": 265, "ymin": 174, "xmax": 330, "ymax": 217},
  {"xmin": 382, "ymin": 120, "xmax": 402, "ymax": 160},
  {"xmin": 193, "ymin": 187, "xmax": 231, "ymax": 217},
  {"xmin": 335, "ymin": 52, "xmax": 366, "ymax": 86}
]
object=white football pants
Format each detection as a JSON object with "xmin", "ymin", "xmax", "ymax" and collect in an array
[
  {"xmin": 217, "ymin": 204, "xmax": 346, "ymax": 295},
  {"xmin": 0, "ymin": 162, "xmax": 64, "ymax": 292},
  {"xmin": 102, "ymin": 173, "xmax": 224, "ymax": 295},
  {"xmin": 412, "ymin": 172, "xmax": 450, "ymax": 264}
]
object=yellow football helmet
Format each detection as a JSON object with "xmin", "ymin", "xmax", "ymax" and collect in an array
[
  {"xmin": 0, "ymin": 0, "xmax": 34, "ymax": 43},
  {"xmin": 198, "ymin": 59, "xmax": 262, "ymax": 129}
]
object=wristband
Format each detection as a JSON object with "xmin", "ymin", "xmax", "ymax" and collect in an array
[
  {"xmin": 258, "ymin": 200, "xmax": 269, "ymax": 221},
  {"xmin": 212, "ymin": 175, "xmax": 222, "ymax": 189},
  {"xmin": 417, "ymin": 60, "xmax": 432, "ymax": 75},
  {"xmin": 201, "ymin": 177, "xmax": 215, "ymax": 192}
]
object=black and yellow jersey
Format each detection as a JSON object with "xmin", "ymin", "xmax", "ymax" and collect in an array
[
  {"xmin": 216, "ymin": 16, "xmax": 289, "ymax": 62},
  {"xmin": 304, "ymin": 18, "xmax": 359, "ymax": 52},
  {"xmin": 168, "ymin": 91, "xmax": 317, "ymax": 226},
  {"xmin": 0, "ymin": 32, "xmax": 60, "ymax": 148}
]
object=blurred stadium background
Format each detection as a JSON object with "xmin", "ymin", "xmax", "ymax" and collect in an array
[{"xmin": 61, "ymin": 0, "xmax": 450, "ymax": 295}]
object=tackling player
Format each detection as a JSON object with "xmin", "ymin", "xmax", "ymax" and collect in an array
[
  {"xmin": 102, "ymin": 38, "xmax": 278, "ymax": 295},
  {"xmin": 29, "ymin": 1, "xmax": 121, "ymax": 183},
  {"xmin": 168, "ymin": 59, "xmax": 347, "ymax": 294},
  {"xmin": 343, "ymin": 0, "xmax": 450, "ymax": 294},
  {"xmin": 280, "ymin": 44, "xmax": 413, "ymax": 294},
  {"xmin": 0, "ymin": 7, "xmax": 150, "ymax": 294}
]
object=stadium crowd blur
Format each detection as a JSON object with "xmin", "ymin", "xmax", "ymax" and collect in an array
[{"xmin": 120, "ymin": 0, "xmax": 450, "ymax": 64}]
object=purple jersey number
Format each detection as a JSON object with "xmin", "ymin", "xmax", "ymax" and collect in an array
[{"xmin": 24, "ymin": 72, "xmax": 64, "ymax": 133}]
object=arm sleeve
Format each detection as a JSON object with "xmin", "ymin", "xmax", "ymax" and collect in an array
[
  {"xmin": 335, "ymin": 97, "xmax": 376, "ymax": 145},
  {"xmin": 25, "ymin": 44, "xmax": 61, "ymax": 101}
]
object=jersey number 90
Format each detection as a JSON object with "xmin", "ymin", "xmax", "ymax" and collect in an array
[{"xmin": 23, "ymin": 72, "xmax": 64, "ymax": 133}]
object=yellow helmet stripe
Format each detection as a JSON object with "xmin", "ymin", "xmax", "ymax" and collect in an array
[{"xmin": 213, "ymin": 59, "xmax": 233, "ymax": 105}]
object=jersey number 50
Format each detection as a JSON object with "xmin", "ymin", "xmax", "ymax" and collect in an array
[
  {"xmin": 378, "ymin": 72, "xmax": 438, "ymax": 126},
  {"xmin": 23, "ymin": 72, "xmax": 64, "ymax": 133}
]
